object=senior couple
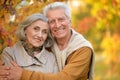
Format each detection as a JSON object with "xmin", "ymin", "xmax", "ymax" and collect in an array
[{"xmin": 0, "ymin": 2, "xmax": 95, "ymax": 80}]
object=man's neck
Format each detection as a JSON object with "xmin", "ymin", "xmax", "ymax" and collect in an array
[{"xmin": 56, "ymin": 31, "xmax": 72, "ymax": 50}]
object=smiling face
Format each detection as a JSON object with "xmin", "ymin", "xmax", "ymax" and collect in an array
[
  {"xmin": 25, "ymin": 20, "xmax": 49, "ymax": 48},
  {"xmin": 47, "ymin": 8, "xmax": 71, "ymax": 39}
]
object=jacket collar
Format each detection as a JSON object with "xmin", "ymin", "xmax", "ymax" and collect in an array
[{"xmin": 14, "ymin": 42, "xmax": 47, "ymax": 67}]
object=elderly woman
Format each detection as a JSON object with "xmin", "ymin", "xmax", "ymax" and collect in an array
[{"xmin": 1, "ymin": 13, "xmax": 58, "ymax": 73}]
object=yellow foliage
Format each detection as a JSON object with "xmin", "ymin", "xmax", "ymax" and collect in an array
[{"xmin": 101, "ymin": 30, "xmax": 120, "ymax": 64}]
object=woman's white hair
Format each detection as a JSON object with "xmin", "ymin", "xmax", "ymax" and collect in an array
[{"xmin": 15, "ymin": 13, "xmax": 53, "ymax": 47}]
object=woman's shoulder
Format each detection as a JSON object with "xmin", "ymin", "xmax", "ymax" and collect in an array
[{"xmin": 2, "ymin": 41, "xmax": 23, "ymax": 55}]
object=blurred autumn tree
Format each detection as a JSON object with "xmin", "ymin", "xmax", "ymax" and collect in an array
[
  {"xmin": 84, "ymin": 0, "xmax": 120, "ymax": 77},
  {"xmin": 84, "ymin": 0, "xmax": 120, "ymax": 50},
  {"xmin": 0, "ymin": 0, "xmax": 67, "ymax": 53}
]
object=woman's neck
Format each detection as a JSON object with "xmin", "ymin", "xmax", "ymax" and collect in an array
[{"xmin": 22, "ymin": 41, "xmax": 42, "ymax": 57}]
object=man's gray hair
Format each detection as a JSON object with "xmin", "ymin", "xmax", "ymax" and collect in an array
[{"xmin": 43, "ymin": 2, "xmax": 71, "ymax": 19}]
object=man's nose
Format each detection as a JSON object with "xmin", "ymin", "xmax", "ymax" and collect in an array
[{"xmin": 55, "ymin": 20, "xmax": 61, "ymax": 28}]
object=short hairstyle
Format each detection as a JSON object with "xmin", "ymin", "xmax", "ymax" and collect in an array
[
  {"xmin": 43, "ymin": 2, "xmax": 71, "ymax": 19},
  {"xmin": 16, "ymin": 13, "xmax": 53, "ymax": 47}
]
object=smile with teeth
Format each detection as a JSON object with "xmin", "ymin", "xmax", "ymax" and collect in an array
[{"xmin": 34, "ymin": 38, "xmax": 43, "ymax": 42}]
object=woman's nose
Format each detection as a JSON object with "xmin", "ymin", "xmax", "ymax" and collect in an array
[
  {"xmin": 36, "ymin": 32, "xmax": 43, "ymax": 41},
  {"xmin": 37, "ymin": 32, "xmax": 42, "ymax": 37}
]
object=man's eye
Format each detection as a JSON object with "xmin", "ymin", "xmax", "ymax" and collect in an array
[
  {"xmin": 58, "ymin": 18, "xmax": 66, "ymax": 22},
  {"xmin": 49, "ymin": 20, "xmax": 55, "ymax": 24}
]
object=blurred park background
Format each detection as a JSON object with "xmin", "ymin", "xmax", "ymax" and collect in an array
[{"xmin": 0, "ymin": 0, "xmax": 120, "ymax": 80}]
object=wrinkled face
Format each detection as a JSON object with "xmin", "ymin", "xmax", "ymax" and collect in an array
[
  {"xmin": 25, "ymin": 20, "xmax": 49, "ymax": 48},
  {"xmin": 47, "ymin": 8, "xmax": 71, "ymax": 39}
]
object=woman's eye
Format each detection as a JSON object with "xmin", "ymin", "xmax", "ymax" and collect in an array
[
  {"xmin": 34, "ymin": 27, "xmax": 39, "ymax": 31},
  {"xmin": 43, "ymin": 30, "xmax": 48, "ymax": 34}
]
